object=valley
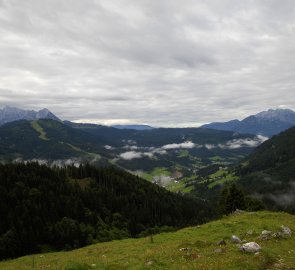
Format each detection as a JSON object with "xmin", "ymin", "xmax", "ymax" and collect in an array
[
  {"xmin": 0, "ymin": 110, "xmax": 270, "ymax": 194},
  {"xmin": 1, "ymin": 107, "xmax": 294, "ymax": 203},
  {"xmin": 0, "ymin": 107, "xmax": 295, "ymax": 269}
]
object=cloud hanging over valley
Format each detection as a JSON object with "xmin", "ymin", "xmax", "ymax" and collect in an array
[
  {"xmin": 117, "ymin": 135, "xmax": 267, "ymax": 160},
  {"xmin": 218, "ymin": 135, "xmax": 268, "ymax": 149},
  {"xmin": 119, "ymin": 151, "xmax": 153, "ymax": 160},
  {"xmin": 162, "ymin": 141, "xmax": 196, "ymax": 150}
]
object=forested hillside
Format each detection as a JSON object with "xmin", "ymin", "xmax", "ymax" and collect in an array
[
  {"xmin": 240, "ymin": 126, "xmax": 295, "ymax": 173},
  {"xmin": 0, "ymin": 119, "xmax": 265, "ymax": 194},
  {"xmin": 0, "ymin": 163, "xmax": 216, "ymax": 260},
  {"xmin": 238, "ymin": 126, "xmax": 295, "ymax": 213},
  {"xmin": 0, "ymin": 120, "xmax": 108, "ymax": 160}
]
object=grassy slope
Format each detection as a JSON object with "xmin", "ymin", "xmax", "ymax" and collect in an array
[
  {"xmin": 1, "ymin": 211, "xmax": 295, "ymax": 270},
  {"xmin": 31, "ymin": 121, "xmax": 49, "ymax": 141},
  {"xmin": 165, "ymin": 176, "xmax": 196, "ymax": 193},
  {"xmin": 207, "ymin": 170, "xmax": 239, "ymax": 189},
  {"xmin": 67, "ymin": 143, "xmax": 101, "ymax": 161},
  {"xmin": 196, "ymin": 168, "xmax": 239, "ymax": 191}
]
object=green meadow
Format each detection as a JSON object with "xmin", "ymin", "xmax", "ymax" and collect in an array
[{"xmin": 1, "ymin": 211, "xmax": 294, "ymax": 270}]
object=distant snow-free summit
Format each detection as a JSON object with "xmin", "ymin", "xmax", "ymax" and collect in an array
[
  {"xmin": 201, "ymin": 109, "xmax": 295, "ymax": 137},
  {"xmin": 0, "ymin": 106, "xmax": 60, "ymax": 126}
]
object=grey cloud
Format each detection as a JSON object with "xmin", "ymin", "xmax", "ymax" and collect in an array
[
  {"xmin": 253, "ymin": 179, "xmax": 295, "ymax": 207},
  {"xmin": 268, "ymin": 193, "xmax": 295, "ymax": 206},
  {"xmin": 0, "ymin": 0, "xmax": 294, "ymax": 126},
  {"xmin": 265, "ymin": 181, "xmax": 295, "ymax": 207}
]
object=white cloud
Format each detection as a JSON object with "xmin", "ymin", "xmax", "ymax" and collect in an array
[
  {"xmin": 119, "ymin": 151, "xmax": 142, "ymax": 160},
  {"xmin": 119, "ymin": 151, "xmax": 153, "ymax": 160},
  {"xmin": 205, "ymin": 144, "xmax": 216, "ymax": 150},
  {"xmin": 143, "ymin": 152, "xmax": 154, "ymax": 158},
  {"xmin": 162, "ymin": 141, "xmax": 195, "ymax": 150},
  {"xmin": 119, "ymin": 145, "xmax": 168, "ymax": 158},
  {"xmin": 153, "ymin": 175, "xmax": 173, "ymax": 187},
  {"xmin": 218, "ymin": 135, "xmax": 268, "ymax": 149},
  {"xmin": 152, "ymin": 148, "xmax": 167, "ymax": 155},
  {"xmin": 256, "ymin": 135, "xmax": 269, "ymax": 142},
  {"xmin": 123, "ymin": 145, "xmax": 139, "ymax": 150}
]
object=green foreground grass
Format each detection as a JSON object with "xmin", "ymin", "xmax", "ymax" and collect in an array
[{"xmin": 1, "ymin": 211, "xmax": 295, "ymax": 270}]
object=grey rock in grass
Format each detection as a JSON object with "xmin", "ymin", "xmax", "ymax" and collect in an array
[
  {"xmin": 231, "ymin": 235, "xmax": 242, "ymax": 243},
  {"xmin": 261, "ymin": 230, "xmax": 272, "ymax": 235},
  {"xmin": 281, "ymin": 225, "xmax": 292, "ymax": 237},
  {"xmin": 259, "ymin": 230, "xmax": 272, "ymax": 240},
  {"xmin": 239, "ymin": 242, "xmax": 261, "ymax": 253}
]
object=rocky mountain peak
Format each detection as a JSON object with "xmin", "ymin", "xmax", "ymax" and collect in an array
[
  {"xmin": 255, "ymin": 109, "xmax": 295, "ymax": 122},
  {"xmin": 0, "ymin": 106, "xmax": 60, "ymax": 126}
]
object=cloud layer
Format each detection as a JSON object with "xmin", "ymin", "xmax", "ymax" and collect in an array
[
  {"xmin": 118, "ymin": 136, "xmax": 267, "ymax": 160},
  {"xmin": 0, "ymin": 0, "xmax": 295, "ymax": 126}
]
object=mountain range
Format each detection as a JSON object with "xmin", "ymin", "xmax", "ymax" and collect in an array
[
  {"xmin": 0, "ymin": 106, "xmax": 60, "ymax": 126},
  {"xmin": 1, "ymin": 106, "xmax": 295, "ymax": 136},
  {"xmin": 1, "ymin": 105, "xmax": 295, "ymax": 265},
  {"xmin": 0, "ymin": 119, "xmax": 257, "ymax": 166},
  {"xmin": 0, "ymin": 116, "xmax": 265, "ymax": 197},
  {"xmin": 1, "ymin": 105, "xmax": 294, "ymax": 191},
  {"xmin": 201, "ymin": 108, "xmax": 295, "ymax": 136},
  {"xmin": 1, "ymin": 105, "xmax": 295, "ymax": 193}
]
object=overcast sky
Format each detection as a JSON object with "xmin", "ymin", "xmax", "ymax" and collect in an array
[{"xmin": 0, "ymin": 0, "xmax": 295, "ymax": 126}]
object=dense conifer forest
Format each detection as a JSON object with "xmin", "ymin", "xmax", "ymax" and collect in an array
[
  {"xmin": 237, "ymin": 127, "xmax": 295, "ymax": 213},
  {"xmin": 0, "ymin": 163, "xmax": 216, "ymax": 260}
]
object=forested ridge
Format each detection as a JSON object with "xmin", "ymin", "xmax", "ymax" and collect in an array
[
  {"xmin": 237, "ymin": 126, "xmax": 295, "ymax": 212},
  {"xmin": 240, "ymin": 126, "xmax": 295, "ymax": 173},
  {"xmin": 0, "ymin": 163, "xmax": 216, "ymax": 260}
]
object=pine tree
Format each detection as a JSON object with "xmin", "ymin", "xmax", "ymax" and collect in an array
[{"xmin": 220, "ymin": 184, "xmax": 246, "ymax": 215}]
